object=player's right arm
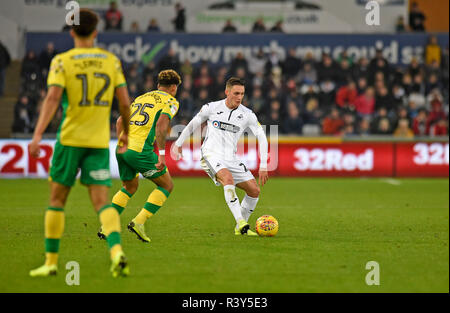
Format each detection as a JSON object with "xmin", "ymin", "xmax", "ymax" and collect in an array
[
  {"xmin": 29, "ymin": 85, "xmax": 63, "ymax": 158},
  {"xmin": 115, "ymin": 86, "xmax": 131, "ymax": 153},
  {"xmin": 172, "ymin": 104, "xmax": 210, "ymax": 159}
]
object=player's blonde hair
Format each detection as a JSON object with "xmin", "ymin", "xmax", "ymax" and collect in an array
[{"xmin": 157, "ymin": 69, "xmax": 182, "ymax": 87}]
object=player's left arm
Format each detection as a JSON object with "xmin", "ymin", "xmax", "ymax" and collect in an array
[
  {"xmin": 29, "ymin": 85, "xmax": 63, "ymax": 157},
  {"xmin": 248, "ymin": 114, "xmax": 269, "ymax": 187}
]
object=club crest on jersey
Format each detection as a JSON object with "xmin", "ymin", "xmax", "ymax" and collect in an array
[
  {"xmin": 212, "ymin": 120, "xmax": 240, "ymax": 133},
  {"xmin": 237, "ymin": 114, "xmax": 244, "ymax": 120}
]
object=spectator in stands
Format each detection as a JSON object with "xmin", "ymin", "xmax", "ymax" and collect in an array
[
  {"xmin": 302, "ymin": 98, "xmax": 322, "ymax": 126},
  {"xmin": 249, "ymin": 87, "xmax": 266, "ymax": 116},
  {"xmin": 38, "ymin": 42, "xmax": 57, "ymax": 77},
  {"xmin": 409, "ymin": 2, "xmax": 426, "ymax": 32},
  {"xmin": 336, "ymin": 58, "xmax": 353, "ymax": 86},
  {"xmin": 425, "ymin": 35, "xmax": 441, "ymax": 66},
  {"xmin": 282, "ymin": 101, "xmax": 303, "ymax": 134},
  {"xmin": 374, "ymin": 117, "xmax": 392, "ymax": 135},
  {"xmin": 425, "ymin": 73, "xmax": 441, "ymax": 96},
  {"xmin": 355, "ymin": 87, "xmax": 375, "ymax": 117},
  {"xmin": 172, "ymin": 2, "xmax": 186, "ymax": 32},
  {"xmin": 104, "ymin": 1, "xmax": 123, "ymax": 31},
  {"xmin": 178, "ymin": 89, "xmax": 195, "ymax": 120},
  {"xmin": 356, "ymin": 76, "xmax": 368, "ymax": 94},
  {"xmin": 296, "ymin": 62, "xmax": 317, "ymax": 85},
  {"xmin": 194, "ymin": 88, "xmax": 210, "ymax": 111},
  {"xmin": 370, "ymin": 107, "xmax": 389, "ymax": 133},
  {"xmin": 265, "ymin": 50, "xmax": 283, "ymax": 78},
  {"xmin": 392, "ymin": 106, "xmax": 411, "ymax": 129},
  {"xmin": 322, "ymin": 107, "xmax": 344, "ymax": 136},
  {"xmin": 393, "ymin": 118, "xmax": 414, "ymax": 138},
  {"xmin": 336, "ymin": 80, "xmax": 358, "ymax": 111},
  {"xmin": 248, "ymin": 48, "xmax": 266, "ymax": 76},
  {"xmin": 0, "ymin": 40, "xmax": 11, "ymax": 97},
  {"xmin": 283, "ymin": 48, "xmax": 302, "ymax": 79},
  {"xmin": 157, "ymin": 48, "xmax": 180, "ymax": 73},
  {"xmin": 357, "ymin": 117, "xmax": 371, "ymax": 135},
  {"xmin": 252, "ymin": 18, "xmax": 266, "ymax": 32},
  {"xmin": 395, "ymin": 15, "xmax": 408, "ymax": 32},
  {"xmin": 20, "ymin": 50, "xmax": 42, "ymax": 99},
  {"xmin": 429, "ymin": 118, "xmax": 448, "ymax": 136},
  {"xmin": 270, "ymin": 20, "xmax": 284, "ymax": 33},
  {"xmin": 229, "ymin": 52, "xmax": 249, "ymax": 77},
  {"xmin": 147, "ymin": 19, "xmax": 160, "ymax": 32},
  {"xmin": 352, "ymin": 57, "xmax": 370, "ymax": 82},
  {"xmin": 222, "ymin": 19, "xmax": 237, "ymax": 33},
  {"xmin": 412, "ymin": 108, "xmax": 429, "ymax": 136},
  {"xmin": 142, "ymin": 61, "xmax": 156, "ymax": 81},
  {"xmin": 375, "ymin": 85, "xmax": 395, "ymax": 113},
  {"xmin": 129, "ymin": 21, "xmax": 141, "ymax": 33},
  {"xmin": 427, "ymin": 96, "xmax": 447, "ymax": 126},
  {"xmin": 368, "ymin": 49, "xmax": 390, "ymax": 85},
  {"xmin": 408, "ymin": 57, "xmax": 423, "ymax": 78},
  {"xmin": 317, "ymin": 53, "xmax": 337, "ymax": 83},
  {"xmin": 391, "ymin": 84, "xmax": 406, "ymax": 107},
  {"xmin": 12, "ymin": 95, "xmax": 33, "ymax": 133},
  {"xmin": 318, "ymin": 79, "xmax": 336, "ymax": 109}
]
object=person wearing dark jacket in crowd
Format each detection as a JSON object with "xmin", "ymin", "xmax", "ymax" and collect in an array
[
  {"xmin": 0, "ymin": 40, "xmax": 11, "ymax": 97},
  {"xmin": 172, "ymin": 2, "xmax": 186, "ymax": 32}
]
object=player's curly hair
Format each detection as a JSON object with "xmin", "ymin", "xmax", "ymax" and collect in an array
[
  {"xmin": 71, "ymin": 9, "xmax": 99, "ymax": 38},
  {"xmin": 158, "ymin": 69, "xmax": 182, "ymax": 87}
]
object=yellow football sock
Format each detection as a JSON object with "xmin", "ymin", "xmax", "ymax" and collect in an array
[
  {"xmin": 134, "ymin": 187, "xmax": 170, "ymax": 224},
  {"xmin": 98, "ymin": 205, "xmax": 122, "ymax": 260},
  {"xmin": 44, "ymin": 207, "xmax": 65, "ymax": 266},
  {"xmin": 134, "ymin": 209, "xmax": 153, "ymax": 225},
  {"xmin": 112, "ymin": 188, "xmax": 133, "ymax": 214}
]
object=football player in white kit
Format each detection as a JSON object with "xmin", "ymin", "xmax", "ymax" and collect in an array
[{"xmin": 173, "ymin": 77, "xmax": 268, "ymax": 235}]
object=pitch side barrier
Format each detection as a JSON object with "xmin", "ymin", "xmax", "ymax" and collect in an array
[{"xmin": 0, "ymin": 137, "xmax": 448, "ymax": 178}]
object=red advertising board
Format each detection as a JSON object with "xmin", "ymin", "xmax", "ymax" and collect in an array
[
  {"xmin": 396, "ymin": 142, "xmax": 449, "ymax": 177},
  {"xmin": 0, "ymin": 139, "xmax": 448, "ymax": 178}
]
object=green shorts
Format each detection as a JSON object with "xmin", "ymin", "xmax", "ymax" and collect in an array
[
  {"xmin": 49, "ymin": 141, "xmax": 111, "ymax": 187},
  {"xmin": 116, "ymin": 148, "xmax": 167, "ymax": 182}
]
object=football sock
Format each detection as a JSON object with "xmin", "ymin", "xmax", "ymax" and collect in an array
[
  {"xmin": 241, "ymin": 194, "xmax": 259, "ymax": 222},
  {"xmin": 111, "ymin": 187, "xmax": 133, "ymax": 214},
  {"xmin": 223, "ymin": 185, "xmax": 244, "ymax": 223},
  {"xmin": 98, "ymin": 205, "xmax": 122, "ymax": 260},
  {"xmin": 134, "ymin": 186, "xmax": 170, "ymax": 225},
  {"xmin": 44, "ymin": 207, "xmax": 65, "ymax": 266}
]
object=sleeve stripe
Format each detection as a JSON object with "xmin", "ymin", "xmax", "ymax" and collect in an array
[
  {"xmin": 115, "ymin": 83, "xmax": 127, "ymax": 88},
  {"xmin": 47, "ymin": 84, "xmax": 65, "ymax": 89},
  {"xmin": 162, "ymin": 112, "xmax": 173, "ymax": 120}
]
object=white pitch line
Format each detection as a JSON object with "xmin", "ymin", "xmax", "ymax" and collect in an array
[{"xmin": 381, "ymin": 178, "xmax": 402, "ymax": 186}]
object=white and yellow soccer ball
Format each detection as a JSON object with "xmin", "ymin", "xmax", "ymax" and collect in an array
[{"xmin": 255, "ymin": 215, "xmax": 279, "ymax": 237}]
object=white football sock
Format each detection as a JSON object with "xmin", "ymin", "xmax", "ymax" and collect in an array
[
  {"xmin": 223, "ymin": 185, "xmax": 244, "ymax": 224},
  {"xmin": 241, "ymin": 194, "xmax": 259, "ymax": 222}
]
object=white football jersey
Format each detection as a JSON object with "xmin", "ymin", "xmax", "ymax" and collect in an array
[
  {"xmin": 200, "ymin": 99, "xmax": 261, "ymax": 160},
  {"xmin": 176, "ymin": 99, "xmax": 264, "ymax": 161}
]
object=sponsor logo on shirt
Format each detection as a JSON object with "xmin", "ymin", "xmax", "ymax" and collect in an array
[{"xmin": 212, "ymin": 120, "xmax": 240, "ymax": 133}]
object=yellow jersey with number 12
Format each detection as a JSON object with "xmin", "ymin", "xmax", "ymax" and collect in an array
[
  {"xmin": 47, "ymin": 47, "xmax": 127, "ymax": 148},
  {"xmin": 127, "ymin": 90, "xmax": 179, "ymax": 153}
]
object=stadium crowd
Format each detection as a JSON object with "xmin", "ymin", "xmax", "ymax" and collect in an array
[
  {"xmin": 11, "ymin": 35, "xmax": 449, "ymax": 138},
  {"xmin": 7, "ymin": 2, "xmax": 449, "ymax": 138}
]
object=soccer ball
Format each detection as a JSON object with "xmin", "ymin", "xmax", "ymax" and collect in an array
[{"xmin": 255, "ymin": 215, "xmax": 279, "ymax": 237}]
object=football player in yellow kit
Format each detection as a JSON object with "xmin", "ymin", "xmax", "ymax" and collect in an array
[
  {"xmin": 29, "ymin": 9, "xmax": 132, "ymax": 278},
  {"xmin": 98, "ymin": 69, "xmax": 181, "ymax": 243}
]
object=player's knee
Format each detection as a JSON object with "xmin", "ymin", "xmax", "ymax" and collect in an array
[
  {"xmin": 165, "ymin": 181, "xmax": 174, "ymax": 193},
  {"xmin": 248, "ymin": 186, "xmax": 260, "ymax": 198},
  {"xmin": 123, "ymin": 180, "xmax": 138, "ymax": 195}
]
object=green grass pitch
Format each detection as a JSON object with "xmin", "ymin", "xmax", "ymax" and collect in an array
[{"xmin": 0, "ymin": 177, "xmax": 448, "ymax": 293}]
